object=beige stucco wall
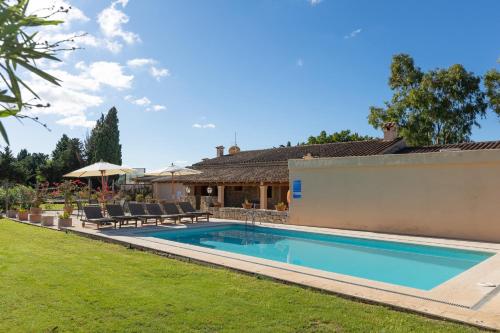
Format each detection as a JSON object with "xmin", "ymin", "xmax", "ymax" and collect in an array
[
  {"xmin": 153, "ymin": 182, "xmax": 186, "ymax": 200},
  {"xmin": 288, "ymin": 149, "xmax": 500, "ymax": 243}
]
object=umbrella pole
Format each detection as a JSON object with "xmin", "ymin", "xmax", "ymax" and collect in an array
[
  {"xmin": 171, "ymin": 172, "xmax": 175, "ymax": 202},
  {"xmin": 101, "ymin": 171, "xmax": 105, "ymax": 204}
]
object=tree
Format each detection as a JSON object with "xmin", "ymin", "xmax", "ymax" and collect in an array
[
  {"xmin": 85, "ymin": 107, "xmax": 122, "ymax": 164},
  {"xmin": 0, "ymin": 0, "xmax": 73, "ymax": 144},
  {"xmin": 0, "ymin": 146, "xmax": 27, "ymax": 183},
  {"xmin": 368, "ymin": 54, "xmax": 489, "ymax": 146},
  {"xmin": 303, "ymin": 130, "xmax": 374, "ymax": 145},
  {"xmin": 16, "ymin": 148, "xmax": 48, "ymax": 185},
  {"xmin": 38, "ymin": 134, "xmax": 84, "ymax": 182},
  {"xmin": 485, "ymin": 68, "xmax": 500, "ymax": 116}
]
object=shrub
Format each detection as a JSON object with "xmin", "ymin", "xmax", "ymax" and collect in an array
[{"xmin": 135, "ymin": 193, "xmax": 144, "ymax": 202}]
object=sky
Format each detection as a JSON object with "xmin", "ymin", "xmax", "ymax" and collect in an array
[{"xmin": 3, "ymin": 0, "xmax": 500, "ymax": 170}]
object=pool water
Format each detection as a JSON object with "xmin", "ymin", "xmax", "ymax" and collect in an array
[{"xmin": 145, "ymin": 224, "xmax": 493, "ymax": 290}]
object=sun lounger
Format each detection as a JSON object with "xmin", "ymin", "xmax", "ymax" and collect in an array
[
  {"xmin": 178, "ymin": 201, "xmax": 212, "ymax": 222},
  {"xmin": 82, "ymin": 205, "xmax": 118, "ymax": 229},
  {"xmin": 106, "ymin": 204, "xmax": 138, "ymax": 228},
  {"xmin": 128, "ymin": 203, "xmax": 161, "ymax": 226},
  {"xmin": 161, "ymin": 202, "xmax": 195, "ymax": 223},
  {"xmin": 144, "ymin": 203, "xmax": 180, "ymax": 224}
]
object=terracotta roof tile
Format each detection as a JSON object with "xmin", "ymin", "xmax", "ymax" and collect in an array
[
  {"xmin": 193, "ymin": 138, "xmax": 403, "ymax": 167},
  {"xmin": 396, "ymin": 140, "xmax": 500, "ymax": 154}
]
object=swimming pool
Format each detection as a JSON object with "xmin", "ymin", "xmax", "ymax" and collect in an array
[{"xmin": 145, "ymin": 224, "xmax": 493, "ymax": 290}]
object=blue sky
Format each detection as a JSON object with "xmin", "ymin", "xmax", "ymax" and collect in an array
[{"xmin": 4, "ymin": 0, "xmax": 500, "ymax": 170}]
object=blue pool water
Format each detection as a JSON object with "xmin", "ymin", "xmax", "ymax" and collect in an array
[{"xmin": 145, "ymin": 225, "xmax": 493, "ymax": 290}]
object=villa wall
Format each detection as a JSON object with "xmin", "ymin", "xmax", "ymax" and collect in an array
[{"xmin": 288, "ymin": 149, "xmax": 500, "ymax": 243}]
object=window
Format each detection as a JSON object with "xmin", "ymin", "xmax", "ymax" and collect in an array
[
  {"xmin": 267, "ymin": 186, "xmax": 272, "ymax": 198},
  {"xmin": 234, "ymin": 186, "xmax": 243, "ymax": 191}
]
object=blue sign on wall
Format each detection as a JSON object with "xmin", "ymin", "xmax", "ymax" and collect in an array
[{"xmin": 292, "ymin": 179, "xmax": 302, "ymax": 199}]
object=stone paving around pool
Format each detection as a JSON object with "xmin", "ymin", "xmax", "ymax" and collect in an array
[{"xmin": 9, "ymin": 214, "xmax": 500, "ymax": 331}]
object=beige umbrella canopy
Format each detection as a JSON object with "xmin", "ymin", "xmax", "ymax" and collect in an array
[
  {"xmin": 145, "ymin": 163, "xmax": 201, "ymax": 200},
  {"xmin": 64, "ymin": 161, "xmax": 134, "ymax": 200},
  {"xmin": 64, "ymin": 161, "xmax": 134, "ymax": 178}
]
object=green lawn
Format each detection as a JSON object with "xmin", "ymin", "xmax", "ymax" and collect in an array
[{"xmin": 0, "ymin": 219, "xmax": 481, "ymax": 333}]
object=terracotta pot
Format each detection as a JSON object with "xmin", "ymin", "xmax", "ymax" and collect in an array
[
  {"xmin": 30, "ymin": 207, "xmax": 42, "ymax": 215},
  {"xmin": 275, "ymin": 205, "xmax": 287, "ymax": 212},
  {"xmin": 29, "ymin": 214, "xmax": 42, "ymax": 223},
  {"xmin": 7, "ymin": 209, "xmax": 18, "ymax": 218},
  {"xmin": 41, "ymin": 215, "xmax": 54, "ymax": 226},
  {"xmin": 18, "ymin": 211, "xmax": 29, "ymax": 221},
  {"xmin": 58, "ymin": 218, "xmax": 72, "ymax": 229},
  {"xmin": 242, "ymin": 203, "xmax": 253, "ymax": 209}
]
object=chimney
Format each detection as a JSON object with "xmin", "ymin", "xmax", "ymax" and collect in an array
[
  {"xmin": 382, "ymin": 122, "xmax": 398, "ymax": 141},
  {"xmin": 216, "ymin": 145, "xmax": 225, "ymax": 157}
]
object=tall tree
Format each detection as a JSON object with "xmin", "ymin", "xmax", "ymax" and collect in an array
[
  {"xmin": 0, "ymin": 146, "xmax": 27, "ymax": 183},
  {"xmin": 85, "ymin": 107, "xmax": 122, "ymax": 164},
  {"xmin": 485, "ymin": 68, "xmax": 500, "ymax": 115},
  {"xmin": 40, "ymin": 134, "xmax": 84, "ymax": 182},
  {"xmin": 303, "ymin": 130, "xmax": 374, "ymax": 145},
  {"xmin": 368, "ymin": 54, "xmax": 489, "ymax": 146}
]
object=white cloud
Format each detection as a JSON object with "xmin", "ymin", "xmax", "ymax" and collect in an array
[
  {"xmin": 22, "ymin": 59, "xmax": 135, "ymax": 128},
  {"xmin": 97, "ymin": 0, "xmax": 140, "ymax": 51},
  {"xmin": 56, "ymin": 115, "xmax": 96, "ymax": 128},
  {"xmin": 308, "ymin": 0, "xmax": 322, "ymax": 6},
  {"xmin": 296, "ymin": 58, "xmax": 304, "ymax": 67},
  {"xmin": 86, "ymin": 61, "xmax": 134, "ymax": 89},
  {"xmin": 151, "ymin": 105, "xmax": 166, "ymax": 111},
  {"xmin": 344, "ymin": 28, "xmax": 362, "ymax": 39},
  {"xmin": 124, "ymin": 96, "xmax": 165, "ymax": 112},
  {"xmin": 127, "ymin": 58, "xmax": 156, "ymax": 67},
  {"xmin": 22, "ymin": 72, "xmax": 103, "ymax": 129},
  {"xmin": 127, "ymin": 58, "xmax": 170, "ymax": 81},
  {"xmin": 130, "ymin": 96, "xmax": 151, "ymax": 106},
  {"xmin": 192, "ymin": 123, "xmax": 216, "ymax": 129},
  {"xmin": 150, "ymin": 67, "xmax": 170, "ymax": 81}
]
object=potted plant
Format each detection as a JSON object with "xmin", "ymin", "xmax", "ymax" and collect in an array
[
  {"xmin": 57, "ymin": 211, "xmax": 72, "ymax": 228},
  {"xmin": 7, "ymin": 207, "xmax": 18, "ymax": 218},
  {"xmin": 41, "ymin": 215, "xmax": 54, "ymax": 226},
  {"xmin": 242, "ymin": 198, "xmax": 253, "ymax": 209},
  {"xmin": 58, "ymin": 180, "xmax": 76, "ymax": 215},
  {"xmin": 17, "ymin": 208, "xmax": 29, "ymax": 221},
  {"xmin": 30, "ymin": 183, "xmax": 47, "ymax": 215},
  {"xmin": 275, "ymin": 202, "xmax": 287, "ymax": 211}
]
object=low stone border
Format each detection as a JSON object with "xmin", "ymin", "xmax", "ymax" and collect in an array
[{"xmin": 208, "ymin": 207, "xmax": 288, "ymax": 223}]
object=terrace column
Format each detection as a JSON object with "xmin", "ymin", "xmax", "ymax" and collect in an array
[
  {"xmin": 217, "ymin": 185, "xmax": 225, "ymax": 207},
  {"xmin": 259, "ymin": 184, "xmax": 268, "ymax": 210}
]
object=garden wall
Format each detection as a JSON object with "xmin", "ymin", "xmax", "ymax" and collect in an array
[
  {"xmin": 208, "ymin": 207, "xmax": 288, "ymax": 224},
  {"xmin": 288, "ymin": 149, "xmax": 500, "ymax": 243}
]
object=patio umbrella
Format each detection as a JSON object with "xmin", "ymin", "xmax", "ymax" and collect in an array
[
  {"xmin": 145, "ymin": 163, "xmax": 202, "ymax": 201},
  {"xmin": 63, "ymin": 160, "xmax": 134, "ymax": 201}
]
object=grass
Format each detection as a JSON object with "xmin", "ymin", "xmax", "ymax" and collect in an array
[{"xmin": 0, "ymin": 219, "xmax": 482, "ymax": 333}]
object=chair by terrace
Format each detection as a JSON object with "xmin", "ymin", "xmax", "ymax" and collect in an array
[
  {"xmin": 128, "ymin": 203, "xmax": 161, "ymax": 226},
  {"xmin": 82, "ymin": 205, "xmax": 118, "ymax": 229},
  {"xmin": 161, "ymin": 202, "xmax": 195, "ymax": 223},
  {"xmin": 179, "ymin": 202, "xmax": 212, "ymax": 222},
  {"xmin": 145, "ymin": 203, "xmax": 179, "ymax": 224},
  {"xmin": 76, "ymin": 200, "xmax": 84, "ymax": 219},
  {"xmin": 106, "ymin": 204, "xmax": 139, "ymax": 228}
]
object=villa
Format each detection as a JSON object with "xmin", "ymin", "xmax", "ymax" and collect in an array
[{"xmin": 150, "ymin": 123, "xmax": 405, "ymax": 207}]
